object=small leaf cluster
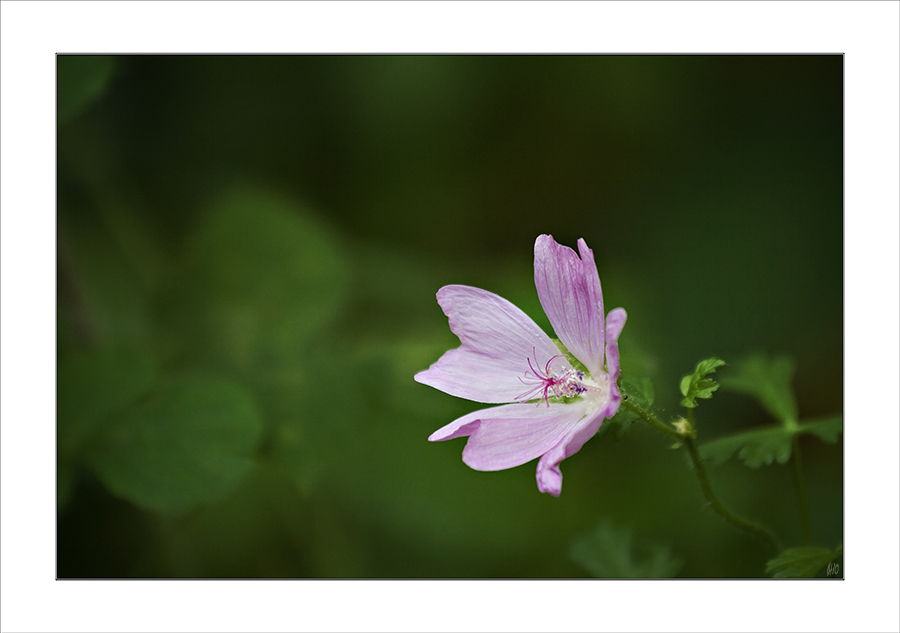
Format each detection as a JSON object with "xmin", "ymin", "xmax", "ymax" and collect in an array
[{"xmin": 680, "ymin": 357, "xmax": 726, "ymax": 408}]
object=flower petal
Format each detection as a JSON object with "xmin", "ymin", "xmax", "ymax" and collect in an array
[
  {"xmin": 536, "ymin": 409, "xmax": 605, "ymax": 497},
  {"xmin": 595, "ymin": 307, "xmax": 626, "ymax": 420},
  {"xmin": 604, "ymin": 307, "xmax": 626, "ymax": 382},
  {"xmin": 464, "ymin": 403, "xmax": 591, "ymax": 471},
  {"xmin": 428, "ymin": 401, "xmax": 591, "ymax": 473},
  {"xmin": 415, "ymin": 285, "xmax": 567, "ymax": 403},
  {"xmin": 534, "ymin": 236, "xmax": 606, "ymax": 375}
]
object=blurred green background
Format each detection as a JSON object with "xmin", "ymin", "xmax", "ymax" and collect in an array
[{"xmin": 57, "ymin": 55, "xmax": 842, "ymax": 578}]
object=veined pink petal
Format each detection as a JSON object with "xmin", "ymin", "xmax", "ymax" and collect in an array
[
  {"xmin": 594, "ymin": 307, "xmax": 626, "ymax": 420},
  {"xmin": 604, "ymin": 307, "xmax": 626, "ymax": 382},
  {"xmin": 534, "ymin": 235, "xmax": 606, "ymax": 375},
  {"xmin": 536, "ymin": 408, "xmax": 606, "ymax": 497},
  {"xmin": 414, "ymin": 285, "xmax": 567, "ymax": 403},
  {"xmin": 428, "ymin": 400, "xmax": 592, "ymax": 472}
]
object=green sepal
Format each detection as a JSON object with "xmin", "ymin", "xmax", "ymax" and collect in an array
[
  {"xmin": 766, "ymin": 544, "xmax": 842, "ymax": 578},
  {"xmin": 602, "ymin": 376, "xmax": 654, "ymax": 441},
  {"xmin": 551, "ymin": 338, "xmax": 590, "ymax": 376},
  {"xmin": 679, "ymin": 357, "xmax": 726, "ymax": 408}
]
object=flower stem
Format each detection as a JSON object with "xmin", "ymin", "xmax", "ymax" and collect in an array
[
  {"xmin": 620, "ymin": 398, "xmax": 681, "ymax": 442},
  {"xmin": 682, "ymin": 436, "xmax": 782, "ymax": 552},
  {"xmin": 621, "ymin": 398, "xmax": 782, "ymax": 552},
  {"xmin": 790, "ymin": 435, "xmax": 812, "ymax": 545}
]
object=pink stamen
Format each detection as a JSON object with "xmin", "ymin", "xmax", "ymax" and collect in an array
[{"xmin": 515, "ymin": 347, "xmax": 569, "ymax": 407}]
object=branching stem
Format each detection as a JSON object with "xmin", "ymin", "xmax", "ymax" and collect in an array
[{"xmin": 621, "ymin": 397, "xmax": 782, "ymax": 552}]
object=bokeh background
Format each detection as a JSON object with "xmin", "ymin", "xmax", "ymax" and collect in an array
[{"xmin": 57, "ymin": 55, "xmax": 842, "ymax": 578}]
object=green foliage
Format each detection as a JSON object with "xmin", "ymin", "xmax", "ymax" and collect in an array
[
  {"xmin": 160, "ymin": 187, "xmax": 350, "ymax": 373},
  {"xmin": 57, "ymin": 345, "xmax": 157, "ymax": 512},
  {"xmin": 602, "ymin": 376, "xmax": 655, "ymax": 440},
  {"xmin": 570, "ymin": 520, "xmax": 681, "ymax": 578},
  {"xmin": 766, "ymin": 545, "xmax": 842, "ymax": 578},
  {"xmin": 680, "ymin": 357, "xmax": 726, "ymax": 408},
  {"xmin": 87, "ymin": 375, "xmax": 263, "ymax": 514},
  {"xmin": 700, "ymin": 427, "xmax": 793, "ymax": 468},
  {"xmin": 58, "ymin": 55, "xmax": 116, "ymax": 125},
  {"xmin": 699, "ymin": 351, "xmax": 842, "ymax": 469},
  {"xmin": 58, "ymin": 345, "xmax": 156, "ymax": 459},
  {"xmin": 800, "ymin": 415, "xmax": 843, "ymax": 443},
  {"xmin": 699, "ymin": 415, "xmax": 843, "ymax": 468},
  {"xmin": 720, "ymin": 354, "xmax": 798, "ymax": 425}
]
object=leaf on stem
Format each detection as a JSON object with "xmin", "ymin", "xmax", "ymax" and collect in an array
[
  {"xmin": 719, "ymin": 353, "xmax": 798, "ymax": 425},
  {"xmin": 766, "ymin": 545, "xmax": 842, "ymax": 578},
  {"xmin": 679, "ymin": 357, "xmax": 726, "ymax": 408},
  {"xmin": 699, "ymin": 416, "xmax": 843, "ymax": 468}
]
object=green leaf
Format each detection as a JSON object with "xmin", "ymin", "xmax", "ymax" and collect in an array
[
  {"xmin": 699, "ymin": 416, "xmax": 842, "ymax": 468},
  {"xmin": 700, "ymin": 426, "xmax": 793, "ymax": 468},
  {"xmin": 58, "ymin": 55, "xmax": 116, "ymax": 125},
  {"xmin": 58, "ymin": 345, "xmax": 156, "ymax": 459},
  {"xmin": 720, "ymin": 354, "xmax": 798, "ymax": 425},
  {"xmin": 160, "ymin": 187, "xmax": 350, "ymax": 372},
  {"xmin": 799, "ymin": 415, "xmax": 843, "ymax": 443},
  {"xmin": 57, "ymin": 344, "xmax": 157, "ymax": 514},
  {"xmin": 680, "ymin": 357, "xmax": 726, "ymax": 408},
  {"xmin": 88, "ymin": 375, "xmax": 263, "ymax": 514},
  {"xmin": 570, "ymin": 520, "xmax": 681, "ymax": 578},
  {"xmin": 766, "ymin": 545, "xmax": 842, "ymax": 578}
]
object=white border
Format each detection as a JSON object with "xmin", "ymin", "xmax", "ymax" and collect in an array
[{"xmin": 2, "ymin": 2, "xmax": 898, "ymax": 632}]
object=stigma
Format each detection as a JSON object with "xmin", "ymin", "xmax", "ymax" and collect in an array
[{"xmin": 514, "ymin": 348, "xmax": 592, "ymax": 406}]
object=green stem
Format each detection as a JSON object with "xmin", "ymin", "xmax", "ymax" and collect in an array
[
  {"xmin": 790, "ymin": 435, "xmax": 812, "ymax": 545},
  {"xmin": 621, "ymin": 398, "xmax": 681, "ymax": 442},
  {"xmin": 621, "ymin": 398, "xmax": 782, "ymax": 552},
  {"xmin": 683, "ymin": 436, "xmax": 782, "ymax": 552}
]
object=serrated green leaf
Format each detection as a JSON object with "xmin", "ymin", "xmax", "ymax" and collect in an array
[
  {"xmin": 570, "ymin": 520, "xmax": 681, "ymax": 578},
  {"xmin": 766, "ymin": 546, "xmax": 840, "ymax": 578},
  {"xmin": 720, "ymin": 353, "xmax": 798, "ymax": 426},
  {"xmin": 88, "ymin": 375, "xmax": 263, "ymax": 514},
  {"xmin": 680, "ymin": 357, "xmax": 726, "ymax": 408},
  {"xmin": 58, "ymin": 55, "xmax": 117, "ymax": 125},
  {"xmin": 699, "ymin": 415, "xmax": 843, "ymax": 469},
  {"xmin": 699, "ymin": 427, "xmax": 790, "ymax": 468}
]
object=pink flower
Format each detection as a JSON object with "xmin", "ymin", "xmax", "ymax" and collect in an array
[{"xmin": 415, "ymin": 235, "xmax": 627, "ymax": 496}]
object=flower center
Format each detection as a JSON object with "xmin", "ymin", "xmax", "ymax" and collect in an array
[{"xmin": 515, "ymin": 348, "xmax": 598, "ymax": 407}]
